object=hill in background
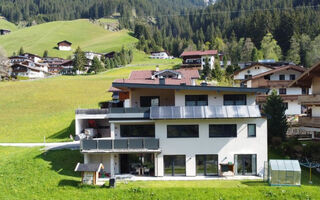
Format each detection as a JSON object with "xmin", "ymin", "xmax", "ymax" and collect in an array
[
  {"xmin": 0, "ymin": 18, "xmax": 18, "ymax": 32},
  {"xmin": 0, "ymin": 19, "xmax": 138, "ymax": 58}
]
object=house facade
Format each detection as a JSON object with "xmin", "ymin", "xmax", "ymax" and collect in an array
[
  {"xmin": 75, "ymin": 68, "xmax": 268, "ymax": 179},
  {"xmin": 180, "ymin": 50, "xmax": 217, "ymax": 70},
  {"xmin": 149, "ymin": 51, "xmax": 173, "ymax": 59},
  {"xmin": 11, "ymin": 63, "xmax": 48, "ymax": 78},
  {"xmin": 290, "ymin": 62, "xmax": 320, "ymax": 139},
  {"xmin": 57, "ymin": 40, "xmax": 72, "ymax": 51},
  {"xmin": 236, "ymin": 65, "xmax": 307, "ymax": 115},
  {"xmin": 0, "ymin": 29, "xmax": 10, "ymax": 35}
]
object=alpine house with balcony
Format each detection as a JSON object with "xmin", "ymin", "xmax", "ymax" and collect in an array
[
  {"xmin": 290, "ymin": 62, "xmax": 320, "ymax": 139},
  {"xmin": 75, "ymin": 67, "xmax": 269, "ymax": 180}
]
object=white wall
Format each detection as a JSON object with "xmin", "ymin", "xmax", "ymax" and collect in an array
[
  {"xmin": 269, "ymin": 69, "xmax": 302, "ymax": 81},
  {"xmin": 201, "ymin": 56, "xmax": 214, "ymax": 70},
  {"xmin": 312, "ymin": 106, "xmax": 320, "ymax": 117},
  {"xmin": 268, "ymin": 87, "xmax": 303, "ymax": 95},
  {"xmin": 285, "ymin": 100, "xmax": 301, "ymax": 115},
  {"xmin": 174, "ymin": 90, "xmax": 256, "ymax": 106},
  {"xmin": 58, "ymin": 46, "xmax": 72, "ymax": 51},
  {"xmin": 154, "ymin": 118, "xmax": 268, "ymax": 177},
  {"xmin": 234, "ymin": 65, "xmax": 272, "ymax": 80}
]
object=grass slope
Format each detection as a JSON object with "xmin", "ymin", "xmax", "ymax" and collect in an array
[
  {"xmin": 0, "ymin": 61, "xmax": 179, "ymax": 142},
  {"xmin": 0, "ymin": 19, "xmax": 18, "ymax": 32},
  {"xmin": 0, "ymin": 147, "xmax": 319, "ymax": 200},
  {"xmin": 0, "ymin": 19, "xmax": 137, "ymax": 58}
]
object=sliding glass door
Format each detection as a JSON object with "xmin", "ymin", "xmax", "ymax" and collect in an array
[
  {"xmin": 164, "ymin": 155, "xmax": 186, "ymax": 176},
  {"xmin": 235, "ymin": 154, "xmax": 256, "ymax": 175},
  {"xmin": 196, "ymin": 155, "xmax": 218, "ymax": 176}
]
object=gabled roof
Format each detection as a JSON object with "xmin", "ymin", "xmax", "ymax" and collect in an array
[
  {"xmin": 57, "ymin": 40, "xmax": 72, "ymax": 45},
  {"xmin": 290, "ymin": 61, "xmax": 320, "ymax": 88},
  {"xmin": 247, "ymin": 65, "xmax": 305, "ymax": 80},
  {"xmin": 153, "ymin": 69, "xmax": 180, "ymax": 77},
  {"xmin": 180, "ymin": 50, "xmax": 218, "ymax": 57},
  {"xmin": 74, "ymin": 163, "xmax": 104, "ymax": 172},
  {"xmin": 21, "ymin": 53, "xmax": 41, "ymax": 58},
  {"xmin": 233, "ymin": 63, "xmax": 275, "ymax": 76}
]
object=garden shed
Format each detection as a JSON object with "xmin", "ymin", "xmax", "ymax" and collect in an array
[
  {"xmin": 75, "ymin": 163, "xmax": 104, "ymax": 185},
  {"xmin": 268, "ymin": 160, "xmax": 301, "ymax": 186}
]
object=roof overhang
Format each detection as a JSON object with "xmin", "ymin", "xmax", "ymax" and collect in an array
[{"xmin": 112, "ymin": 82, "xmax": 269, "ymax": 94}]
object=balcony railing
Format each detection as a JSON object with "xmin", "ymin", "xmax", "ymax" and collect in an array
[
  {"xmin": 76, "ymin": 109, "xmax": 108, "ymax": 115},
  {"xmin": 298, "ymin": 94, "xmax": 320, "ymax": 105},
  {"xmin": 80, "ymin": 138, "xmax": 160, "ymax": 152},
  {"xmin": 109, "ymin": 107, "xmax": 150, "ymax": 114},
  {"xmin": 299, "ymin": 116, "xmax": 320, "ymax": 128}
]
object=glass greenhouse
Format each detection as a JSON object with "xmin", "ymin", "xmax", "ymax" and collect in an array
[{"xmin": 268, "ymin": 160, "xmax": 301, "ymax": 186}]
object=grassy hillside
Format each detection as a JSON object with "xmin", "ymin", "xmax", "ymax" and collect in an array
[
  {"xmin": 0, "ymin": 147, "xmax": 319, "ymax": 199},
  {"xmin": 0, "ymin": 61, "xmax": 180, "ymax": 142},
  {"xmin": 0, "ymin": 19, "xmax": 137, "ymax": 58},
  {"xmin": 0, "ymin": 19, "xmax": 18, "ymax": 32}
]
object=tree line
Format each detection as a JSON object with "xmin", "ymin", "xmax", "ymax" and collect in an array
[{"xmin": 131, "ymin": 0, "xmax": 320, "ymax": 67}]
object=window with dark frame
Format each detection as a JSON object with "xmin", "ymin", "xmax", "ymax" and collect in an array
[
  {"xmin": 279, "ymin": 74, "xmax": 285, "ymax": 80},
  {"xmin": 244, "ymin": 74, "xmax": 252, "ymax": 79},
  {"xmin": 209, "ymin": 124, "xmax": 237, "ymax": 138},
  {"xmin": 302, "ymin": 88, "xmax": 308, "ymax": 95},
  {"xmin": 185, "ymin": 95, "xmax": 208, "ymax": 106},
  {"xmin": 223, "ymin": 95, "xmax": 246, "ymax": 105},
  {"xmin": 167, "ymin": 125, "xmax": 199, "ymax": 138},
  {"xmin": 290, "ymin": 74, "xmax": 296, "ymax": 80},
  {"xmin": 247, "ymin": 124, "xmax": 256, "ymax": 137},
  {"xmin": 120, "ymin": 125, "xmax": 155, "ymax": 137},
  {"xmin": 279, "ymin": 88, "xmax": 286, "ymax": 95},
  {"xmin": 140, "ymin": 96, "xmax": 160, "ymax": 107}
]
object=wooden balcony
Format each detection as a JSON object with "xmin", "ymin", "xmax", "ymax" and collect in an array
[
  {"xmin": 298, "ymin": 94, "xmax": 320, "ymax": 106},
  {"xmin": 251, "ymin": 80, "xmax": 292, "ymax": 88},
  {"xmin": 256, "ymin": 95, "xmax": 300, "ymax": 103},
  {"xmin": 299, "ymin": 116, "xmax": 320, "ymax": 128}
]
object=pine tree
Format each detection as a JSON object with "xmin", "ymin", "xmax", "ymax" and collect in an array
[
  {"xmin": 240, "ymin": 38, "xmax": 255, "ymax": 62},
  {"xmin": 251, "ymin": 47, "xmax": 259, "ymax": 62},
  {"xmin": 43, "ymin": 50, "xmax": 48, "ymax": 58},
  {"xmin": 260, "ymin": 33, "xmax": 282, "ymax": 61},
  {"xmin": 73, "ymin": 46, "xmax": 86, "ymax": 73},
  {"xmin": 202, "ymin": 56, "xmax": 211, "ymax": 79},
  {"xmin": 286, "ymin": 35, "xmax": 301, "ymax": 65},
  {"xmin": 89, "ymin": 56, "xmax": 103, "ymax": 74},
  {"xmin": 18, "ymin": 47, "xmax": 24, "ymax": 55},
  {"xmin": 105, "ymin": 58, "xmax": 111, "ymax": 69},
  {"xmin": 212, "ymin": 56, "xmax": 223, "ymax": 82},
  {"xmin": 263, "ymin": 89, "xmax": 288, "ymax": 142}
]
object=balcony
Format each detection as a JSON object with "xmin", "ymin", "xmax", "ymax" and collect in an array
[
  {"xmin": 298, "ymin": 94, "xmax": 320, "ymax": 106},
  {"xmin": 252, "ymin": 80, "xmax": 292, "ymax": 88},
  {"xmin": 299, "ymin": 116, "xmax": 320, "ymax": 128},
  {"xmin": 76, "ymin": 109, "xmax": 108, "ymax": 115},
  {"xmin": 80, "ymin": 138, "xmax": 160, "ymax": 153},
  {"xmin": 108, "ymin": 107, "xmax": 150, "ymax": 119}
]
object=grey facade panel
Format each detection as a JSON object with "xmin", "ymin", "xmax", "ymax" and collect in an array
[
  {"xmin": 82, "ymin": 140, "xmax": 97, "ymax": 150},
  {"xmin": 114, "ymin": 139, "xmax": 128, "ymax": 149},
  {"xmin": 128, "ymin": 139, "xmax": 143, "ymax": 149},
  {"xmin": 98, "ymin": 140, "xmax": 112, "ymax": 150}
]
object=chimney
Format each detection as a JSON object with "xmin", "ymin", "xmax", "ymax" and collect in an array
[
  {"xmin": 159, "ymin": 77, "xmax": 165, "ymax": 85},
  {"xmin": 156, "ymin": 65, "xmax": 159, "ymax": 72}
]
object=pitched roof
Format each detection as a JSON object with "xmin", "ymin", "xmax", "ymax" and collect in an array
[
  {"xmin": 74, "ymin": 163, "xmax": 104, "ymax": 172},
  {"xmin": 180, "ymin": 50, "xmax": 218, "ymax": 57},
  {"xmin": 233, "ymin": 63, "xmax": 275, "ymax": 76},
  {"xmin": 248, "ymin": 65, "xmax": 305, "ymax": 80},
  {"xmin": 57, "ymin": 40, "xmax": 72, "ymax": 45},
  {"xmin": 113, "ymin": 69, "xmax": 200, "ymax": 86},
  {"xmin": 290, "ymin": 61, "xmax": 320, "ymax": 88}
]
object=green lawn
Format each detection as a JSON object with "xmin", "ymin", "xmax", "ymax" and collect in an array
[
  {"xmin": 0, "ymin": 146, "xmax": 319, "ymax": 200},
  {"xmin": 0, "ymin": 62, "xmax": 179, "ymax": 143},
  {"xmin": 0, "ymin": 19, "xmax": 18, "ymax": 32},
  {"xmin": 0, "ymin": 19, "xmax": 137, "ymax": 58}
]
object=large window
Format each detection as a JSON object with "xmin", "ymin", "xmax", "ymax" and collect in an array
[
  {"xmin": 209, "ymin": 124, "xmax": 237, "ymax": 138},
  {"xmin": 290, "ymin": 74, "xmax": 296, "ymax": 80},
  {"xmin": 196, "ymin": 155, "xmax": 218, "ymax": 176},
  {"xmin": 247, "ymin": 124, "xmax": 256, "ymax": 137},
  {"xmin": 302, "ymin": 88, "xmax": 309, "ymax": 95},
  {"xmin": 164, "ymin": 155, "xmax": 186, "ymax": 176},
  {"xmin": 167, "ymin": 125, "xmax": 199, "ymax": 138},
  {"xmin": 223, "ymin": 95, "xmax": 246, "ymax": 105},
  {"xmin": 235, "ymin": 154, "xmax": 257, "ymax": 175},
  {"xmin": 140, "ymin": 96, "xmax": 160, "ymax": 107},
  {"xmin": 185, "ymin": 95, "xmax": 208, "ymax": 106},
  {"xmin": 120, "ymin": 125, "xmax": 155, "ymax": 137}
]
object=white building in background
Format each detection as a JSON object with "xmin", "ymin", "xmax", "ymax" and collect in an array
[
  {"xmin": 180, "ymin": 50, "xmax": 218, "ymax": 70},
  {"xmin": 74, "ymin": 68, "xmax": 268, "ymax": 182},
  {"xmin": 149, "ymin": 51, "xmax": 173, "ymax": 59},
  {"xmin": 57, "ymin": 40, "xmax": 72, "ymax": 51},
  {"xmin": 235, "ymin": 64, "xmax": 308, "ymax": 116}
]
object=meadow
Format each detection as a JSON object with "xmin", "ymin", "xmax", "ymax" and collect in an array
[
  {"xmin": 0, "ymin": 146, "xmax": 319, "ymax": 200},
  {"xmin": 0, "ymin": 57, "xmax": 180, "ymax": 143},
  {"xmin": 0, "ymin": 19, "xmax": 137, "ymax": 58},
  {"xmin": 0, "ymin": 19, "xmax": 18, "ymax": 32}
]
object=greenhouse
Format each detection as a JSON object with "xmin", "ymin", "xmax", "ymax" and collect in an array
[{"xmin": 268, "ymin": 160, "xmax": 301, "ymax": 186}]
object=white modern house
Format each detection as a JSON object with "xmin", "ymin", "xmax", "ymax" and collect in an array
[
  {"xmin": 149, "ymin": 51, "xmax": 173, "ymax": 59},
  {"xmin": 75, "ymin": 68, "xmax": 268, "ymax": 182},
  {"xmin": 236, "ymin": 64, "xmax": 308, "ymax": 115}
]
